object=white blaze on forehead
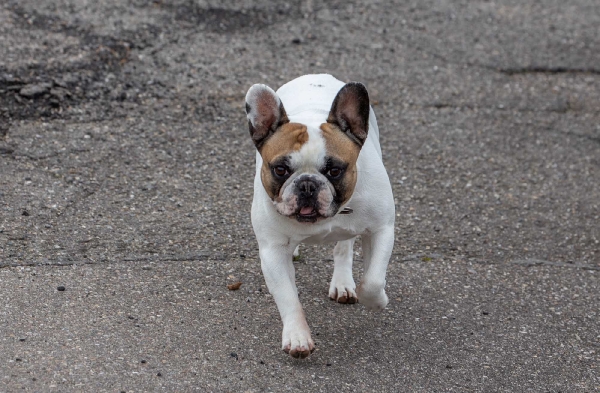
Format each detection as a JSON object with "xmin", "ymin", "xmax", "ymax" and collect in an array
[{"xmin": 289, "ymin": 125, "xmax": 326, "ymax": 171}]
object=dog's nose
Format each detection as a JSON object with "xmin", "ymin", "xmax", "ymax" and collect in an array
[{"xmin": 298, "ymin": 178, "xmax": 318, "ymax": 198}]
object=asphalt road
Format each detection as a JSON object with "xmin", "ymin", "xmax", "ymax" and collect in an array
[{"xmin": 1, "ymin": 0, "xmax": 599, "ymax": 392}]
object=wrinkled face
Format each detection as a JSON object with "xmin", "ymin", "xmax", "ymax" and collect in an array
[
  {"xmin": 259, "ymin": 122, "xmax": 360, "ymax": 223},
  {"xmin": 245, "ymin": 81, "xmax": 370, "ymax": 223}
]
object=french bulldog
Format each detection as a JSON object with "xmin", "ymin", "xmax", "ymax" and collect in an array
[{"xmin": 245, "ymin": 74, "xmax": 395, "ymax": 358}]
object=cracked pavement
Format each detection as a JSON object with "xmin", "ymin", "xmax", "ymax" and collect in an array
[{"xmin": 0, "ymin": 0, "xmax": 598, "ymax": 391}]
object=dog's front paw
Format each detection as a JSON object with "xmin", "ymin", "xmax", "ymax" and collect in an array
[
  {"xmin": 282, "ymin": 325, "xmax": 315, "ymax": 359},
  {"xmin": 357, "ymin": 282, "xmax": 388, "ymax": 311},
  {"xmin": 328, "ymin": 277, "xmax": 358, "ymax": 304}
]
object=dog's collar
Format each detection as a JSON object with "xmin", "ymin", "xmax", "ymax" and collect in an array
[{"xmin": 338, "ymin": 207, "xmax": 353, "ymax": 215}]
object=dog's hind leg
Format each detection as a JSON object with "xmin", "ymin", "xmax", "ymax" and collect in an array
[
  {"xmin": 328, "ymin": 238, "xmax": 358, "ymax": 304},
  {"xmin": 357, "ymin": 226, "xmax": 393, "ymax": 310}
]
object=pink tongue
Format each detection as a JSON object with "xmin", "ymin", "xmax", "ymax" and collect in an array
[{"xmin": 300, "ymin": 207, "xmax": 314, "ymax": 215}]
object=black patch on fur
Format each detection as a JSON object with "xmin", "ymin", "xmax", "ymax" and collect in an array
[
  {"xmin": 293, "ymin": 175, "xmax": 326, "ymax": 223},
  {"xmin": 321, "ymin": 156, "xmax": 350, "ymax": 212},
  {"xmin": 266, "ymin": 156, "xmax": 291, "ymax": 198}
]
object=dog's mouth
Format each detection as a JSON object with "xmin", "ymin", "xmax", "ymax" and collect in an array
[{"xmin": 295, "ymin": 206, "xmax": 320, "ymax": 222}]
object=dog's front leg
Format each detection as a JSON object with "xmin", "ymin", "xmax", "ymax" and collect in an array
[{"xmin": 259, "ymin": 244, "xmax": 314, "ymax": 358}]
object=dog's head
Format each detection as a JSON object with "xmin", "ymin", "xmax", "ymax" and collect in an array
[{"xmin": 245, "ymin": 82, "xmax": 369, "ymax": 223}]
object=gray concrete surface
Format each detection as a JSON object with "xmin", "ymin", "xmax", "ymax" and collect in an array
[{"xmin": 0, "ymin": 0, "xmax": 598, "ymax": 391}]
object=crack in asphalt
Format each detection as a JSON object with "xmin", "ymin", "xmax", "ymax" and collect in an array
[
  {"xmin": 497, "ymin": 66, "xmax": 600, "ymax": 76},
  {"xmin": 565, "ymin": 132, "xmax": 600, "ymax": 146},
  {"xmin": 402, "ymin": 34, "xmax": 600, "ymax": 79},
  {"xmin": 422, "ymin": 102, "xmax": 595, "ymax": 115},
  {"xmin": 0, "ymin": 252, "xmax": 226, "ymax": 269},
  {"xmin": 510, "ymin": 259, "xmax": 600, "ymax": 271},
  {"xmin": 2, "ymin": 255, "xmax": 596, "ymax": 270}
]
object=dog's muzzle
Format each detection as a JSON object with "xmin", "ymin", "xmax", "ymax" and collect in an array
[{"xmin": 294, "ymin": 175, "xmax": 322, "ymax": 222}]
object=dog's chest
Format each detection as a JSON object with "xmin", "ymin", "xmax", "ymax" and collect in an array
[{"xmin": 298, "ymin": 223, "xmax": 364, "ymax": 244}]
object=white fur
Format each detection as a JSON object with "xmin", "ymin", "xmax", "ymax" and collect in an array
[
  {"xmin": 289, "ymin": 125, "xmax": 326, "ymax": 171},
  {"xmin": 250, "ymin": 74, "xmax": 395, "ymax": 358}
]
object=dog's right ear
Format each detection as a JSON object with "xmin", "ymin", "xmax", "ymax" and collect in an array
[{"xmin": 245, "ymin": 84, "xmax": 289, "ymax": 150}]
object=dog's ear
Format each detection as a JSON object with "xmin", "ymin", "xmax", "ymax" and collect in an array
[
  {"xmin": 245, "ymin": 84, "xmax": 289, "ymax": 150},
  {"xmin": 326, "ymin": 82, "xmax": 370, "ymax": 146}
]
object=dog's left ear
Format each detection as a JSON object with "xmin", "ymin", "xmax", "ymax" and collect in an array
[
  {"xmin": 245, "ymin": 84, "xmax": 289, "ymax": 150},
  {"xmin": 326, "ymin": 82, "xmax": 370, "ymax": 146}
]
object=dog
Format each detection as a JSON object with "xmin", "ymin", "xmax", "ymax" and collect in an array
[{"xmin": 245, "ymin": 74, "xmax": 395, "ymax": 358}]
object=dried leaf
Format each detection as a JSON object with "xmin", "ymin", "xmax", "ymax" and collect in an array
[{"xmin": 227, "ymin": 282, "xmax": 242, "ymax": 291}]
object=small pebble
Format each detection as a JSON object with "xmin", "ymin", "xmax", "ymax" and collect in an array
[
  {"xmin": 19, "ymin": 83, "xmax": 51, "ymax": 98},
  {"xmin": 57, "ymin": 286, "xmax": 66, "ymax": 291}
]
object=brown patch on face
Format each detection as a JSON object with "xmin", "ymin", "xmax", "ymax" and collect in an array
[
  {"xmin": 260, "ymin": 122, "xmax": 308, "ymax": 199},
  {"xmin": 260, "ymin": 123, "xmax": 308, "ymax": 161},
  {"xmin": 320, "ymin": 122, "xmax": 362, "ymax": 205}
]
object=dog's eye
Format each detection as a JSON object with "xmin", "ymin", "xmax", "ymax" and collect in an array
[
  {"xmin": 327, "ymin": 167, "xmax": 343, "ymax": 178},
  {"xmin": 273, "ymin": 166, "xmax": 289, "ymax": 178}
]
